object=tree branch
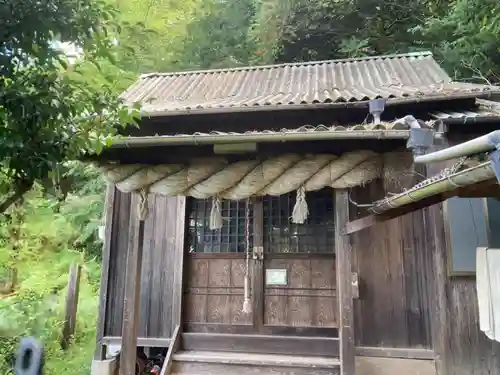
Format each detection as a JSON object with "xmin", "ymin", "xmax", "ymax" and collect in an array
[{"xmin": 0, "ymin": 183, "xmax": 33, "ymax": 214}]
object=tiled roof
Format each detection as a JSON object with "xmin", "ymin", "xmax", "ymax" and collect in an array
[
  {"xmin": 431, "ymin": 109, "xmax": 500, "ymax": 120},
  {"xmin": 121, "ymin": 52, "xmax": 499, "ymax": 116}
]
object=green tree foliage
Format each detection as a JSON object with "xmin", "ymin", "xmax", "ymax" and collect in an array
[
  {"xmin": 111, "ymin": 0, "xmax": 204, "ymax": 73},
  {"xmin": 420, "ymin": 0, "xmax": 500, "ymax": 83},
  {"xmin": 111, "ymin": 0, "xmax": 500, "ymax": 83},
  {"xmin": 251, "ymin": 0, "xmax": 430, "ymax": 62},
  {"xmin": 0, "ymin": 0, "xmax": 137, "ymax": 214},
  {"xmin": 172, "ymin": 0, "xmax": 258, "ymax": 70}
]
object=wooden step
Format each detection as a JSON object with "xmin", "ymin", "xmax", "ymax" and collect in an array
[
  {"xmin": 171, "ymin": 350, "xmax": 340, "ymax": 375},
  {"xmin": 182, "ymin": 332, "xmax": 339, "ymax": 357}
]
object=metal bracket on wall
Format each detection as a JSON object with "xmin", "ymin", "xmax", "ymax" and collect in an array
[{"xmin": 252, "ymin": 246, "xmax": 264, "ymax": 260}]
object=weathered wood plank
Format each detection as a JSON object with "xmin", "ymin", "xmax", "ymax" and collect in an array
[
  {"xmin": 61, "ymin": 263, "xmax": 82, "ymax": 350},
  {"xmin": 106, "ymin": 191, "xmax": 132, "ymax": 337},
  {"xmin": 100, "ymin": 336, "xmax": 171, "ymax": 347},
  {"xmin": 140, "ymin": 193, "xmax": 155, "ymax": 337},
  {"xmin": 94, "ymin": 184, "xmax": 116, "ymax": 359},
  {"xmin": 335, "ymin": 189, "xmax": 355, "ymax": 375},
  {"xmin": 355, "ymin": 346, "xmax": 435, "ymax": 360},
  {"xmin": 424, "ymin": 143, "xmax": 453, "ymax": 375},
  {"xmin": 355, "ymin": 356, "xmax": 436, "ymax": 375},
  {"xmin": 120, "ymin": 193, "xmax": 146, "ymax": 375},
  {"xmin": 172, "ymin": 361, "xmax": 340, "ymax": 375},
  {"xmin": 171, "ymin": 197, "xmax": 187, "ymax": 332},
  {"xmin": 182, "ymin": 332, "xmax": 340, "ymax": 357},
  {"xmin": 185, "ymin": 322, "xmax": 337, "ymax": 336},
  {"xmin": 252, "ymin": 197, "xmax": 264, "ymax": 331},
  {"xmin": 161, "ymin": 325, "xmax": 181, "ymax": 375}
]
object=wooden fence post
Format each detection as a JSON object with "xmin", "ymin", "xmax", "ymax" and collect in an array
[{"xmin": 61, "ymin": 263, "xmax": 82, "ymax": 350}]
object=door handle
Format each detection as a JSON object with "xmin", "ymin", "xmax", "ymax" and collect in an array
[{"xmin": 252, "ymin": 246, "xmax": 264, "ymax": 260}]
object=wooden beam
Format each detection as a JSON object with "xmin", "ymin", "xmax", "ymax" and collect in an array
[
  {"xmin": 94, "ymin": 184, "xmax": 116, "ymax": 360},
  {"xmin": 100, "ymin": 337, "xmax": 171, "ymax": 347},
  {"xmin": 335, "ymin": 189, "xmax": 355, "ymax": 375},
  {"xmin": 355, "ymin": 346, "xmax": 435, "ymax": 360},
  {"xmin": 344, "ymin": 192, "xmax": 451, "ymax": 235},
  {"xmin": 160, "ymin": 325, "xmax": 182, "ymax": 375},
  {"xmin": 343, "ymin": 215, "xmax": 379, "ymax": 235},
  {"xmin": 120, "ymin": 193, "xmax": 146, "ymax": 375}
]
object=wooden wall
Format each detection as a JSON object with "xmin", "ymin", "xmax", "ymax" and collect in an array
[
  {"xmin": 350, "ymin": 182, "xmax": 432, "ymax": 349},
  {"xmin": 427, "ymin": 202, "xmax": 500, "ymax": 375},
  {"xmin": 422, "ymin": 138, "xmax": 500, "ymax": 375},
  {"xmin": 100, "ymin": 188, "xmax": 185, "ymax": 340}
]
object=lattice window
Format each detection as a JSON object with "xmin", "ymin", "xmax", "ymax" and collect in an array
[
  {"xmin": 187, "ymin": 198, "xmax": 253, "ymax": 253},
  {"xmin": 263, "ymin": 189, "xmax": 335, "ymax": 253},
  {"xmin": 186, "ymin": 189, "xmax": 334, "ymax": 254}
]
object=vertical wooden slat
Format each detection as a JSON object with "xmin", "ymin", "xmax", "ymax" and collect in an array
[
  {"xmin": 140, "ymin": 193, "xmax": 155, "ymax": 338},
  {"xmin": 172, "ymin": 197, "xmax": 187, "ymax": 332},
  {"xmin": 108, "ymin": 192, "xmax": 132, "ymax": 337},
  {"xmin": 150, "ymin": 195, "xmax": 164, "ymax": 336},
  {"xmin": 120, "ymin": 193, "xmax": 146, "ymax": 375},
  {"xmin": 252, "ymin": 197, "xmax": 264, "ymax": 330},
  {"xmin": 335, "ymin": 189, "xmax": 355, "ymax": 375},
  {"xmin": 94, "ymin": 184, "xmax": 116, "ymax": 359}
]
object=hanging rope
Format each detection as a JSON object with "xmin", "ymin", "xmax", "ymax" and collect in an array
[
  {"xmin": 242, "ymin": 197, "xmax": 251, "ymax": 314},
  {"xmin": 292, "ymin": 186, "xmax": 309, "ymax": 224},
  {"xmin": 209, "ymin": 195, "xmax": 223, "ymax": 230}
]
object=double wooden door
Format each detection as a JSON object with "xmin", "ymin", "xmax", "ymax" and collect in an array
[{"xmin": 184, "ymin": 193, "xmax": 338, "ymax": 337}]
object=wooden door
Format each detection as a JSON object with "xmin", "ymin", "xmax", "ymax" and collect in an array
[
  {"xmin": 251, "ymin": 190, "xmax": 338, "ymax": 337},
  {"xmin": 183, "ymin": 198, "xmax": 259, "ymax": 334},
  {"xmin": 183, "ymin": 191, "xmax": 338, "ymax": 337}
]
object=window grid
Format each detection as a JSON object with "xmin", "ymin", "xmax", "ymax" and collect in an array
[
  {"xmin": 187, "ymin": 198, "xmax": 253, "ymax": 253},
  {"xmin": 263, "ymin": 190, "xmax": 335, "ymax": 253},
  {"xmin": 187, "ymin": 189, "xmax": 334, "ymax": 254}
]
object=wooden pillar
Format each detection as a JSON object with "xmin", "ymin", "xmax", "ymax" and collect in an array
[
  {"xmin": 335, "ymin": 189, "xmax": 355, "ymax": 375},
  {"xmin": 171, "ymin": 197, "xmax": 187, "ymax": 333},
  {"xmin": 120, "ymin": 192, "xmax": 147, "ymax": 375},
  {"xmin": 252, "ymin": 197, "xmax": 264, "ymax": 331},
  {"xmin": 94, "ymin": 184, "xmax": 116, "ymax": 360},
  {"xmin": 425, "ymin": 143, "xmax": 451, "ymax": 375}
]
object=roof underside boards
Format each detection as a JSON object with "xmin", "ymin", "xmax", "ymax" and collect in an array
[{"xmin": 121, "ymin": 52, "xmax": 500, "ymax": 116}]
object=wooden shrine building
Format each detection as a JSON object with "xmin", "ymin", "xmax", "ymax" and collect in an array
[{"xmin": 90, "ymin": 52, "xmax": 500, "ymax": 375}]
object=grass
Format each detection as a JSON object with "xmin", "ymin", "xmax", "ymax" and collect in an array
[{"xmin": 0, "ymin": 189, "xmax": 103, "ymax": 374}]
